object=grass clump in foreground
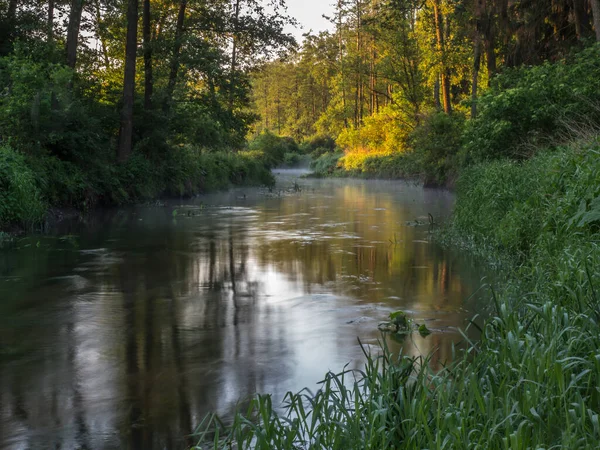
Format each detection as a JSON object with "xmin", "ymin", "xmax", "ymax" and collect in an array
[{"xmin": 193, "ymin": 140, "xmax": 600, "ymax": 449}]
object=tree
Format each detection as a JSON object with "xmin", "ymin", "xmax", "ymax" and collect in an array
[
  {"xmin": 142, "ymin": 0, "xmax": 153, "ymax": 109},
  {"xmin": 592, "ymin": 0, "xmax": 600, "ymax": 41},
  {"xmin": 66, "ymin": 0, "xmax": 85, "ymax": 68},
  {"xmin": 117, "ymin": 0, "xmax": 139, "ymax": 162}
]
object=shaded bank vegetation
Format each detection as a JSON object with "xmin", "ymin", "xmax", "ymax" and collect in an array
[{"xmin": 0, "ymin": 0, "xmax": 297, "ymax": 231}]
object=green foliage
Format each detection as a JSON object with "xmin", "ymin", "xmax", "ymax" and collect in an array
[
  {"xmin": 299, "ymin": 135, "xmax": 338, "ymax": 158},
  {"xmin": 409, "ymin": 112, "xmax": 465, "ymax": 184},
  {"xmin": 248, "ymin": 131, "xmax": 301, "ymax": 167},
  {"xmin": 309, "ymin": 151, "xmax": 344, "ymax": 176},
  {"xmin": 0, "ymin": 47, "xmax": 114, "ymax": 160},
  {"xmin": 463, "ymin": 44, "xmax": 600, "ymax": 164},
  {"xmin": 0, "ymin": 146, "xmax": 46, "ymax": 228}
]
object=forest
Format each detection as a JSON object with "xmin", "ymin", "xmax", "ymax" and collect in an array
[
  {"xmin": 253, "ymin": 0, "xmax": 600, "ymax": 184},
  {"xmin": 0, "ymin": 0, "xmax": 297, "ymax": 231}
]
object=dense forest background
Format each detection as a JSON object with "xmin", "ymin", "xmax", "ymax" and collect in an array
[
  {"xmin": 253, "ymin": 0, "xmax": 600, "ymax": 183},
  {"xmin": 1, "ymin": 0, "xmax": 600, "ymax": 231}
]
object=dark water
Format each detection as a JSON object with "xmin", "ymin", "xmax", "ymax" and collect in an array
[{"xmin": 0, "ymin": 171, "xmax": 487, "ymax": 449}]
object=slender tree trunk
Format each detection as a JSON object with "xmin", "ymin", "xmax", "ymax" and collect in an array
[
  {"xmin": 484, "ymin": 37, "xmax": 496, "ymax": 82},
  {"xmin": 3, "ymin": 0, "xmax": 18, "ymax": 53},
  {"xmin": 164, "ymin": 0, "xmax": 187, "ymax": 111},
  {"xmin": 264, "ymin": 81, "xmax": 269, "ymax": 129},
  {"xmin": 143, "ymin": 0, "xmax": 153, "ymax": 110},
  {"xmin": 48, "ymin": 0, "xmax": 54, "ymax": 42},
  {"xmin": 228, "ymin": 0, "xmax": 240, "ymax": 110},
  {"xmin": 338, "ymin": 0, "xmax": 348, "ymax": 128},
  {"xmin": 572, "ymin": 0, "xmax": 588, "ymax": 40},
  {"xmin": 472, "ymin": 0, "xmax": 484, "ymax": 118},
  {"xmin": 369, "ymin": 46, "xmax": 375, "ymax": 115},
  {"xmin": 66, "ymin": 0, "xmax": 85, "ymax": 68},
  {"xmin": 355, "ymin": 0, "xmax": 363, "ymax": 126},
  {"xmin": 471, "ymin": 32, "xmax": 481, "ymax": 118},
  {"xmin": 592, "ymin": 0, "xmax": 600, "ymax": 41},
  {"xmin": 117, "ymin": 0, "xmax": 139, "ymax": 163},
  {"xmin": 433, "ymin": 0, "xmax": 452, "ymax": 114},
  {"xmin": 434, "ymin": 75, "xmax": 441, "ymax": 110},
  {"xmin": 7, "ymin": 0, "xmax": 17, "ymax": 23},
  {"xmin": 94, "ymin": 0, "xmax": 110, "ymax": 69}
]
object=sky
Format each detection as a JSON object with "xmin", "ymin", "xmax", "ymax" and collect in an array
[{"xmin": 283, "ymin": 0, "xmax": 335, "ymax": 41}]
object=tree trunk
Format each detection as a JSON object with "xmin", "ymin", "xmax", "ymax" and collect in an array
[
  {"xmin": 228, "ymin": 0, "xmax": 240, "ymax": 110},
  {"xmin": 66, "ymin": 0, "xmax": 85, "ymax": 68},
  {"xmin": 143, "ymin": 0, "xmax": 153, "ymax": 110},
  {"xmin": 572, "ymin": 0, "xmax": 589, "ymax": 40},
  {"xmin": 484, "ymin": 36, "xmax": 496, "ymax": 82},
  {"xmin": 434, "ymin": 76, "xmax": 441, "ymax": 110},
  {"xmin": 3, "ymin": 0, "xmax": 18, "ymax": 54},
  {"xmin": 117, "ymin": 0, "xmax": 139, "ymax": 163},
  {"xmin": 338, "ymin": 0, "xmax": 348, "ymax": 128},
  {"xmin": 471, "ymin": 32, "xmax": 482, "ymax": 118},
  {"xmin": 7, "ymin": 0, "xmax": 17, "ymax": 23},
  {"xmin": 433, "ymin": 0, "xmax": 452, "ymax": 114},
  {"xmin": 472, "ymin": 0, "xmax": 483, "ymax": 118},
  {"xmin": 592, "ymin": 0, "xmax": 600, "ymax": 41},
  {"xmin": 94, "ymin": 0, "xmax": 110, "ymax": 69},
  {"xmin": 164, "ymin": 0, "xmax": 187, "ymax": 111},
  {"xmin": 355, "ymin": 0, "xmax": 363, "ymax": 126},
  {"xmin": 48, "ymin": 0, "xmax": 54, "ymax": 42}
]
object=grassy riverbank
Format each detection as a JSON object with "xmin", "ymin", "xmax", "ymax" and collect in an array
[
  {"xmin": 0, "ymin": 144, "xmax": 276, "ymax": 233},
  {"xmin": 193, "ymin": 139, "xmax": 600, "ymax": 449}
]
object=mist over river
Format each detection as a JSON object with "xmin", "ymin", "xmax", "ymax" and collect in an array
[{"xmin": 0, "ymin": 171, "xmax": 487, "ymax": 449}]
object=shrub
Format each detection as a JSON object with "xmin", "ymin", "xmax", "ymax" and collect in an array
[
  {"xmin": 310, "ymin": 151, "xmax": 344, "ymax": 176},
  {"xmin": 300, "ymin": 135, "xmax": 337, "ymax": 157},
  {"xmin": 453, "ymin": 140, "xmax": 600, "ymax": 259},
  {"xmin": 0, "ymin": 146, "xmax": 46, "ymax": 228},
  {"xmin": 409, "ymin": 112, "xmax": 465, "ymax": 185},
  {"xmin": 462, "ymin": 44, "xmax": 600, "ymax": 164},
  {"xmin": 248, "ymin": 131, "xmax": 300, "ymax": 167}
]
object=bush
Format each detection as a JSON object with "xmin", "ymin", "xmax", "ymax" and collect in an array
[
  {"xmin": 300, "ymin": 135, "xmax": 337, "ymax": 157},
  {"xmin": 310, "ymin": 151, "xmax": 344, "ymax": 176},
  {"xmin": 248, "ymin": 131, "xmax": 300, "ymax": 167},
  {"xmin": 0, "ymin": 146, "xmax": 46, "ymax": 228},
  {"xmin": 462, "ymin": 44, "xmax": 600, "ymax": 164},
  {"xmin": 453, "ymin": 140, "xmax": 600, "ymax": 259},
  {"xmin": 409, "ymin": 112, "xmax": 465, "ymax": 185}
]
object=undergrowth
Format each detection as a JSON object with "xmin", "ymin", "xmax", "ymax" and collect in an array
[
  {"xmin": 193, "ymin": 139, "xmax": 600, "ymax": 449},
  {"xmin": 0, "ymin": 145, "xmax": 275, "ymax": 231}
]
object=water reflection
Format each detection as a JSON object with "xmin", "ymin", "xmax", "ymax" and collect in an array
[{"xmin": 0, "ymin": 173, "xmax": 486, "ymax": 449}]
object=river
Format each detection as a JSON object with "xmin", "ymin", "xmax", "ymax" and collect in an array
[{"xmin": 0, "ymin": 171, "xmax": 487, "ymax": 449}]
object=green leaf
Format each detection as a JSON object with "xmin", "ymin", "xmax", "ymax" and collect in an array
[{"xmin": 418, "ymin": 324, "xmax": 431, "ymax": 337}]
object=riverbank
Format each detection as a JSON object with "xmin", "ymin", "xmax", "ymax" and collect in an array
[
  {"xmin": 308, "ymin": 45, "xmax": 600, "ymax": 191},
  {"xmin": 193, "ymin": 137, "xmax": 600, "ymax": 448},
  {"xmin": 0, "ymin": 145, "xmax": 277, "ymax": 235}
]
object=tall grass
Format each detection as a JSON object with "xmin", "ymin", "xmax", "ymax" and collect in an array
[
  {"xmin": 194, "ymin": 140, "xmax": 600, "ymax": 449},
  {"xmin": 0, "ymin": 144, "xmax": 275, "ymax": 231}
]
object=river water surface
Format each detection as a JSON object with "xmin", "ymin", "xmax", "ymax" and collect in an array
[{"xmin": 0, "ymin": 171, "xmax": 487, "ymax": 449}]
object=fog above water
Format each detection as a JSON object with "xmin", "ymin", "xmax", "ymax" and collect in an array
[{"xmin": 0, "ymin": 171, "xmax": 487, "ymax": 449}]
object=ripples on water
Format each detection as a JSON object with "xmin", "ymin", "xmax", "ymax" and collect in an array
[{"xmin": 0, "ymin": 171, "xmax": 487, "ymax": 449}]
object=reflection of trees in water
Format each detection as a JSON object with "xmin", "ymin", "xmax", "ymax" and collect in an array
[
  {"xmin": 252, "ymin": 195, "xmax": 474, "ymax": 309},
  {"xmin": 0, "ymin": 184, "xmax": 482, "ymax": 449}
]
